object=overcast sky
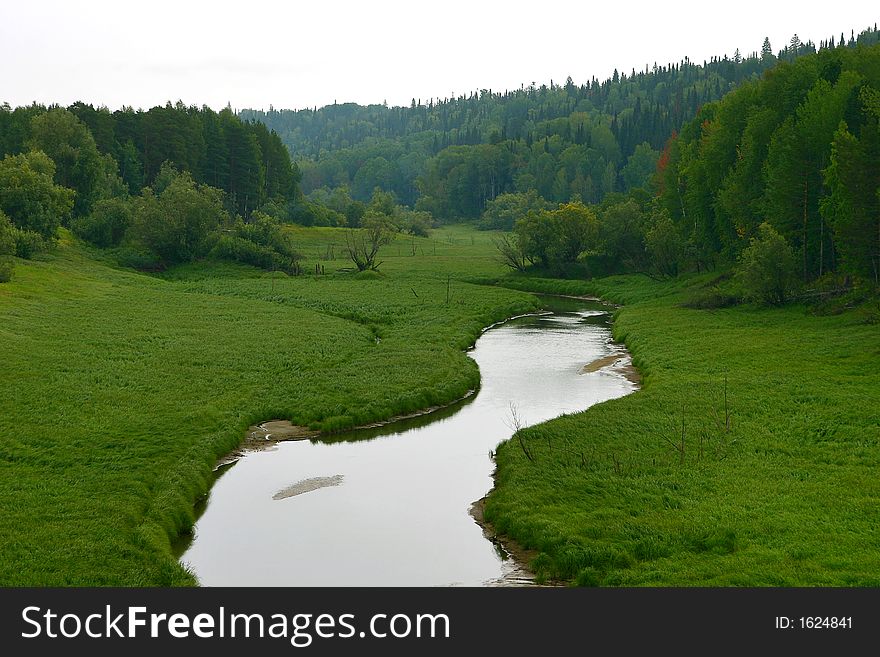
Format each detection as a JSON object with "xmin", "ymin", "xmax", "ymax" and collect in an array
[{"xmin": 1, "ymin": 1, "xmax": 877, "ymax": 112}]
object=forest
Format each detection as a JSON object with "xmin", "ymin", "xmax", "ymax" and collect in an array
[
  {"xmin": 3, "ymin": 27, "xmax": 879, "ymax": 295},
  {"xmin": 0, "ymin": 102, "xmax": 304, "ymax": 277},
  {"xmin": 657, "ymin": 40, "xmax": 880, "ymax": 287},
  {"xmin": 243, "ymin": 28, "xmax": 880, "ymax": 224},
  {"xmin": 486, "ymin": 36, "xmax": 880, "ymax": 305},
  {"xmin": 1, "ymin": 22, "xmax": 879, "ymax": 591}
]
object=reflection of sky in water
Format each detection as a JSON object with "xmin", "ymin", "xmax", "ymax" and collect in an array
[{"xmin": 179, "ymin": 303, "xmax": 636, "ymax": 587}]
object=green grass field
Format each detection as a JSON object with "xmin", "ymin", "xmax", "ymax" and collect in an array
[
  {"xmin": 0, "ymin": 226, "xmax": 534, "ymax": 585},
  {"xmin": 2, "ymin": 224, "xmax": 878, "ymax": 586},
  {"xmin": 484, "ymin": 274, "xmax": 880, "ymax": 585}
]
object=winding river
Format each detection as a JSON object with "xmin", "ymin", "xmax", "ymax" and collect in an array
[{"xmin": 176, "ymin": 296, "xmax": 637, "ymax": 586}]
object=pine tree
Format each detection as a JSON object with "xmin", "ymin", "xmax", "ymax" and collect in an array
[{"xmin": 761, "ymin": 37, "xmax": 774, "ymax": 62}]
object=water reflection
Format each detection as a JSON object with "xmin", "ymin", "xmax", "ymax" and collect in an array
[{"xmin": 178, "ymin": 296, "xmax": 636, "ymax": 586}]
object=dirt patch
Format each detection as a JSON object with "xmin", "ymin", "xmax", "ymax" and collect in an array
[
  {"xmin": 580, "ymin": 353, "xmax": 622, "ymax": 373},
  {"xmin": 247, "ymin": 420, "xmax": 320, "ymax": 443},
  {"xmin": 273, "ymin": 475, "xmax": 344, "ymax": 500},
  {"xmin": 470, "ymin": 497, "xmax": 561, "ymax": 587},
  {"xmin": 613, "ymin": 360, "xmax": 642, "ymax": 385},
  {"xmin": 580, "ymin": 351, "xmax": 642, "ymax": 385},
  {"xmin": 215, "ymin": 421, "xmax": 321, "ymax": 469}
]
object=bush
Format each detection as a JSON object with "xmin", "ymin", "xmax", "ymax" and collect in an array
[
  {"xmin": 513, "ymin": 200, "xmax": 599, "ymax": 271},
  {"xmin": 0, "ymin": 212, "xmax": 14, "ymax": 281},
  {"xmin": 644, "ymin": 210, "xmax": 685, "ymax": 278},
  {"xmin": 735, "ymin": 222, "xmax": 800, "ymax": 305},
  {"xmin": 0, "ymin": 150, "xmax": 74, "ymax": 239},
  {"xmin": 478, "ymin": 191, "xmax": 550, "ymax": 231},
  {"xmin": 0, "ymin": 259, "xmax": 12, "ymax": 283},
  {"xmin": 128, "ymin": 167, "xmax": 227, "ymax": 265},
  {"xmin": 13, "ymin": 229, "xmax": 47, "ymax": 259},
  {"xmin": 401, "ymin": 209, "xmax": 433, "ymax": 237},
  {"xmin": 210, "ymin": 213, "xmax": 302, "ymax": 274},
  {"xmin": 211, "ymin": 236, "xmax": 299, "ymax": 274},
  {"xmin": 71, "ymin": 197, "xmax": 132, "ymax": 247},
  {"xmin": 289, "ymin": 199, "xmax": 345, "ymax": 227}
]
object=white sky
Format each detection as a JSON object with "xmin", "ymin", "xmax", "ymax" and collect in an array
[{"xmin": 1, "ymin": 1, "xmax": 877, "ymax": 112}]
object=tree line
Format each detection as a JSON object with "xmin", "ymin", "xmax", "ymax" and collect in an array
[
  {"xmin": 495, "ymin": 39, "xmax": 880, "ymax": 306},
  {"xmin": 0, "ymin": 103, "xmax": 304, "ymax": 279},
  {"xmin": 656, "ymin": 40, "xmax": 880, "ymax": 288},
  {"xmin": 242, "ymin": 27, "xmax": 879, "ymax": 221}
]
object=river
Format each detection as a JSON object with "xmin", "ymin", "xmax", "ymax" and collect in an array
[{"xmin": 176, "ymin": 295, "xmax": 637, "ymax": 586}]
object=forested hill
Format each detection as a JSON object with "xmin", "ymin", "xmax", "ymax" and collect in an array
[
  {"xmin": 242, "ymin": 27, "xmax": 880, "ymax": 216},
  {"xmin": 657, "ymin": 38, "xmax": 880, "ymax": 284},
  {"xmin": 0, "ymin": 103, "xmax": 300, "ymax": 218}
]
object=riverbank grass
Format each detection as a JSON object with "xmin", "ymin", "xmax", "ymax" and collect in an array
[
  {"xmin": 485, "ymin": 273, "xmax": 880, "ymax": 585},
  {"xmin": 0, "ymin": 226, "xmax": 534, "ymax": 585}
]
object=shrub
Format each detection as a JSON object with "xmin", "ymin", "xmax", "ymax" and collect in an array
[
  {"xmin": 128, "ymin": 167, "xmax": 227, "ymax": 265},
  {"xmin": 401, "ymin": 209, "xmax": 433, "ymax": 237},
  {"xmin": 514, "ymin": 200, "xmax": 599, "ymax": 271},
  {"xmin": 0, "ymin": 211, "xmax": 14, "ymax": 282},
  {"xmin": 681, "ymin": 287, "xmax": 742, "ymax": 310},
  {"xmin": 735, "ymin": 222, "xmax": 799, "ymax": 305},
  {"xmin": 210, "ymin": 213, "xmax": 301, "ymax": 274},
  {"xmin": 0, "ymin": 150, "xmax": 74, "ymax": 239},
  {"xmin": 644, "ymin": 210, "xmax": 685, "ymax": 278},
  {"xmin": 478, "ymin": 191, "xmax": 550, "ymax": 231},
  {"xmin": 71, "ymin": 197, "xmax": 133, "ymax": 247},
  {"xmin": 0, "ymin": 259, "xmax": 12, "ymax": 283},
  {"xmin": 13, "ymin": 229, "xmax": 47, "ymax": 259}
]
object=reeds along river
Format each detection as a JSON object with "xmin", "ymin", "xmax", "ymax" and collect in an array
[{"xmin": 177, "ymin": 296, "xmax": 637, "ymax": 586}]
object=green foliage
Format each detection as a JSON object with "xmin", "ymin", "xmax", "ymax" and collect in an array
[
  {"xmin": 644, "ymin": 209, "xmax": 686, "ymax": 278},
  {"xmin": 735, "ymin": 222, "xmax": 800, "ymax": 305},
  {"xmin": 246, "ymin": 37, "xmax": 831, "ymax": 216},
  {"xmin": 129, "ymin": 167, "xmax": 227, "ymax": 265},
  {"xmin": 660, "ymin": 43, "xmax": 880, "ymax": 284},
  {"xmin": 821, "ymin": 119, "xmax": 880, "ymax": 283},
  {"xmin": 597, "ymin": 197, "xmax": 649, "ymax": 272},
  {"xmin": 0, "ymin": 210, "xmax": 15, "ymax": 281},
  {"xmin": 620, "ymin": 142, "xmax": 660, "ymax": 191},
  {"xmin": 344, "ymin": 215, "xmax": 396, "ymax": 271},
  {"xmin": 0, "ymin": 150, "xmax": 74, "ymax": 239},
  {"xmin": 306, "ymin": 185, "xmax": 365, "ymax": 227},
  {"xmin": 477, "ymin": 190, "xmax": 550, "ymax": 231},
  {"xmin": 71, "ymin": 196, "xmax": 133, "ymax": 247},
  {"xmin": 486, "ymin": 272, "xmax": 880, "ymax": 585},
  {"xmin": 62, "ymin": 102, "xmax": 301, "ymax": 218},
  {"xmin": 0, "ymin": 225, "xmax": 534, "ymax": 584},
  {"xmin": 211, "ymin": 212, "xmax": 301, "ymax": 274},
  {"xmin": 399, "ymin": 208, "xmax": 433, "ymax": 237},
  {"xmin": 28, "ymin": 108, "xmax": 108, "ymax": 218},
  {"xmin": 12, "ymin": 229, "xmax": 48, "ymax": 259},
  {"xmin": 514, "ymin": 199, "xmax": 599, "ymax": 271},
  {"xmin": 289, "ymin": 197, "xmax": 346, "ymax": 227},
  {"xmin": 113, "ymin": 245, "xmax": 163, "ymax": 271},
  {"xmin": 245, "ymin": 31, "xmax": 880, "ymax": 221},
  {"xmin": 366, "ymin": 187, "xmax": 397, "ymax": 217}
]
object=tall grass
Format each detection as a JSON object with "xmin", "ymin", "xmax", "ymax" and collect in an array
[
  {"xmin": 485, "ymin": 274, "xmax": 880, "ymax": 585},
  {"xmin": 0, "ymin": 227, "xmax": 534, "ymax": 585}
]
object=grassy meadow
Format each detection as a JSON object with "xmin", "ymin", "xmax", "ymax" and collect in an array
[
  {"xmin": 0, "ymin": 226, "xmax": 535, "ymax": 585},
  {"xmin": 484, "ymin": 274, "xmax": 880, "ymax": 585},
  {"xmin": 2, "ymin": 222, "xmax": 878, "ymax": 587}
]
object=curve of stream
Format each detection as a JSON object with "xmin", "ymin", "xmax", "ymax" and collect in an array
[{"xmin": 176, "ymin": 295, "xmax": 637, "ymax": 586}]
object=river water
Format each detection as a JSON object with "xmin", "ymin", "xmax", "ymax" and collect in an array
[{"xmin": 177, "ymin": 296, "xmax": 637, "ymax": 586}]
